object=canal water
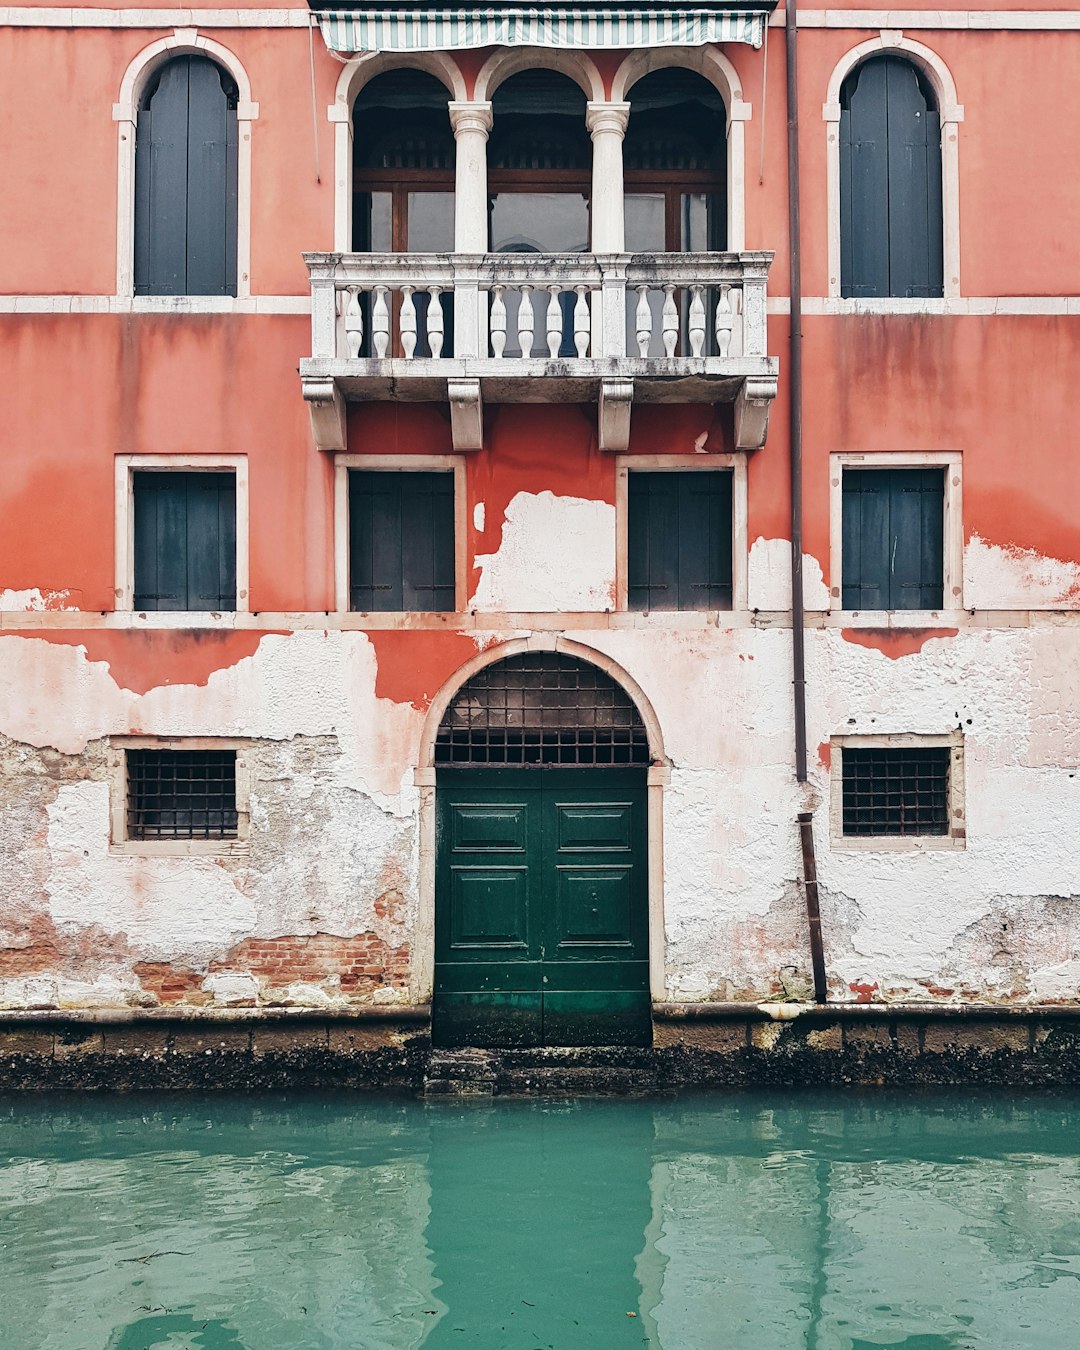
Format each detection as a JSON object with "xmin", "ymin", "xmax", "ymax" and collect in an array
[{"xmin": 2, "ymin": 1092, "xmax": 1079, "ymax": 1349}]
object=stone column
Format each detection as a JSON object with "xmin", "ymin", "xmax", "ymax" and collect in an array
[
  {"xmin": 449, "ymin": 101, "xmax": 493, "ymax": 253},
  {"xmin": 586, "ymin": 102, "xmax": 630, "ymax": 253}
]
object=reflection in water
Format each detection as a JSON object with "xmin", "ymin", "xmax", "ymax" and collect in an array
[{"xmin": 1, "ymin": 1093, "xmax": 1079, "ymax": 1348}]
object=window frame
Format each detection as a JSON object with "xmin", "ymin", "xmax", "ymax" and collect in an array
[
  {"xmin": 829, "ymin": 451, "xmax": 962, "ymax": 622},
  {"xmin": 830, "ymin": 731, "xmax": 966, "ymax": 852},
  {"xmin": 114, "ymin": 35, "xmax": 258, "ymax": 303},
  {"xmin": 823, "ymin": 35, "xmax": 963, "ymax": 304},
  {"xmin": 114, "ymin": 455, "xmax": 249, "ymax": 617},
  {"xmin": 615, "ymin": 454, "xmax": 748, "ymax": 613},
  {"xmin": 109, "ymin": 736, "xmax": 251, "ymax": 857},
  {"xmin": 334, "ymin": 455, "xmax": 468, "ymax": 615}
]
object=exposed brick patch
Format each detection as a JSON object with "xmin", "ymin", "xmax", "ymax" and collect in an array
[
  {"xmin": 208, "ymin": 930, "xmax": 410, "ymax": 995},
  {"xmin": 133, "ymin": 961, "xmax": 210, "ymax": 1005},
  {"xmin": 0, "ymin": 913, "xmax": 59, "ymax": 976},
  {"xmin": 0, "ymin": 912, "xmax": 131, "ymax": 978}
]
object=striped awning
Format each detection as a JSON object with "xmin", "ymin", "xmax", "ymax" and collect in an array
[{"xmin": 315, "ymin": 7, "xmax": 768, "ymax": 54}]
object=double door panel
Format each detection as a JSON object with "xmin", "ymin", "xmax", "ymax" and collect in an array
[{"xmin": 434, "ymin": 769, "xmax": 650, "ymax": 1047}]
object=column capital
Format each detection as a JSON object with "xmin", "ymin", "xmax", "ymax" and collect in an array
[
  {"xmin": 449, "ymin": 101, "xmax": 493, "ymax": 139},
  {"xmin": 586, "ymin": 101, "xmax": 630, "ymax": 140}
]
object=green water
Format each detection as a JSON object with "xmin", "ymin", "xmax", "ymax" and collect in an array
[{"xmin": 2, "ymin": 1093, "xmax": 1080, "ymax": 1349}]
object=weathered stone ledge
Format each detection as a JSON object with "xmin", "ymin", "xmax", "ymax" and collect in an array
[{"xmin": 2, "ymin": 1006, "xmax": 1080, "ymax": 1092}]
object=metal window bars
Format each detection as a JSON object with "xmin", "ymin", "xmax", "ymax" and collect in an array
[
  {"xmin": 435, "ymin": 654, "xmax": 650, "ymax": 767},
  {"xmin": 842, "ymin": 746, "xmax": 950, "ymax": 836},
  {"xmin": 126, "ymin": 749, "xmax": 239, "ymax": 840}
]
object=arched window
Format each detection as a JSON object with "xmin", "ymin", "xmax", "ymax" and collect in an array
[
  {"xmin": 488, "ymin": 70, "xmax": 591, "ymax": 257},
  {"xmin": 352, "ymin": 69, "xmax": 455, "ymax": 253},
  {"xmin": 839, "ymin": 56, "xmax": 943, "ymax": 298},
  {"xmin": 134, "ymin": 56, "xmax": 238, "ymax": 297},
  {"xmin": 623, "ymin": 68, "xmax": 727, "ymax": 253}
]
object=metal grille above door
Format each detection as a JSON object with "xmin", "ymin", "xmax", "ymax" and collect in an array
[{"xmin": 434, "ymin": 654, "xmax": 650, "ymax": 767}]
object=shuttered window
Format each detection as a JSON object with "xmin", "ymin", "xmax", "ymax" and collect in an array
[
  {"xmin": 349, "ymin": 471, "xmax": 455, "ymax": 612},
  {"xmin": 842, "ymin": 468, "xmax": 944, "ymax": 610},
  {"xmin": 133, "ymin": 472, "xmax": 237, "ymax": 611},
  {"xmin": 839, "ymin": 56, "xmax": 943, "ymax": 299},
  {"xmin": 628, "ymin": 471, "xmax": 733, "ymax": 611},
  {"xmin": 135, "ymin": 56, "xmax": 239, "ymax": 297}
]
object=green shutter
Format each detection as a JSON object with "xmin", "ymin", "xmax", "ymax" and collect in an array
[
  {"xmin": 133, "ymin": 472, "xmax": 236, "ymax": 611},
  {"xmin": 349, "ymin": 471, "xmax": 455, "ymax": 612},
  {"xmin": 842, "ymin": 468, "xmax": 944, "ymax": 611},
  {"xmin": 628, "ymin": 471, "xmax": 733, "ymax": 612}
]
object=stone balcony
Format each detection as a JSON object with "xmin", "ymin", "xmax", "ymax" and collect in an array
[{"xmin": 300, "ymin": 250, "xmax": 778, "ymax": 454}]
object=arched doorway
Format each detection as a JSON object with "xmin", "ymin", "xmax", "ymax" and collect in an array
[{"xmin": 433, "ymin": 652, "xmax": 652, "ymax": 1048}]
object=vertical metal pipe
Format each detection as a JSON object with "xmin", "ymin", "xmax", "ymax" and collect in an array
[
  {"xmin": 786, "ymin": 0, "xmax": 807, "ymax": 785},
  {"xmin": 786, "ymin": 0, "xmax": 827, "ymax": 1002}
]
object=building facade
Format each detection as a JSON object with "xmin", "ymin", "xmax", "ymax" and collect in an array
[{"xmin": 2, "ymin": 0, "xmax": 1079, "ymax": 1057}]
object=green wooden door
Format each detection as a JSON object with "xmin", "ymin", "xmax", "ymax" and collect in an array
[{"xmin": 434, "ymin": 769, "xmax": 650, "ymax": 1048}]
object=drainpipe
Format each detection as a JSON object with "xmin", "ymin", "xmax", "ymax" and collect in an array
[{"xmin": 785, "ymin": 0, "xmax": 828, "ymax": 1004}]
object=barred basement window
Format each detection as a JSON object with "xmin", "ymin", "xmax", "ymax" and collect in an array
[
  {"xmin": 126, "ymin": 749, "xmax": 238, "ymax": 840},
  {"xmin": 435, "ymin": 653, "xmax": 649, "ymax": 767},
  {"xmin": 841, "ymin": 745, "xmax": 950, "ymax": 837}
]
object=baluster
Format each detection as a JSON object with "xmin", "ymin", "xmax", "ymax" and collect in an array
[
  {"xmin": 518, "ymin": 284, "xmax": 534, "ymax": 358},
  {"xmin": 714, "ymin": 284, "xmax": 734, "ymax": 358},
  {"xmin": 546, "ymin": 287, "xmax": 562, "ymax": 357},
  {"xmin": 490, "ymin": 283, "xmax": 507, "ymax": 358},
  {"xmin": 661, "ymin": 284, "xmax": 679, "ymax": 357},
  {"xmin": 427, "ymin": 286, "xmax": 444, "ymax": 358},
  {"xmin": 688, "ymin": 285, "xmax": 706, "ymax": 358},
  {"xmin": 344, "ymin": 286, "xmax": 363, "ymax": 359},
  {"xmin": 573, "ymin": 285, "xmax": 590, "ymax": 357},
  {"xmin": 400, "ymin": 286, "xmax": 417, "ymax": 359},
  {"xmin": 372, "ymin": 286, "xmax": 390, "ymax": 359},
  {"xmin": 635, "ymin": 286, "xmax": 652, "ymax": 357}
]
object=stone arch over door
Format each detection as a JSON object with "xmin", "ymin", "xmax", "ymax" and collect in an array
[{"xmin": 412, "ymin": 638, "xmax": 669, "ymax": 1020}]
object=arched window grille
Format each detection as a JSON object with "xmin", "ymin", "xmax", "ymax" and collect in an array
[
  {"xmin": 134, "ymin": 56, "xmax": 238, "ymax": 296},
  {"xmin": 435, "ymin": 654, "xmax": 650, "ymax": 767},
  {"xmin": 839, "ymin": 56, "xmax": 944, "ymax": 298}
]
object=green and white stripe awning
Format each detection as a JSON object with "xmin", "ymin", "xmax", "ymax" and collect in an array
[{"xmin": 316, "ymin": 7, "xmax": 767, "ymax": 54}]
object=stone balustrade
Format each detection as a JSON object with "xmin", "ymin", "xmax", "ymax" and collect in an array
[{"xmin": 301, "ymin": 250, "xmax": 777, "ymax": 454}]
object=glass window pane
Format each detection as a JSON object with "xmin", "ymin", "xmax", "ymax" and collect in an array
[
  {"xmin": 490, "ymin": 193, "xmax": 589, "ymax": 254},
  {"xmin": 407, "ymin": 192, "xmax": 455, "ymax": 251},
  {"xmin": 356, "ymin": 191, "xmax": 392, "ymax": 252},
  {"xmin": 625, "ymin": 194, "xmax": 666, "ymax": 252}
]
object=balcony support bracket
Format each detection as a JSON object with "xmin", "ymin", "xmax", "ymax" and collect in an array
[
  {"xmin": 735, "ymin": 376, "xmax": 778, "ymax": 451},
  {"xmin": 599, "ymin": 378, "xmax": 634, "ymax": 453},
  {"xmin": 448, "ymin": 378, "xmax": 483, "ymax": 451},
  {"xmin": 303, "ymin": 377, "xmax": 346, "ymax": 453}
]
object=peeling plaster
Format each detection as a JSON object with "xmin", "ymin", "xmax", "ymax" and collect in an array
[
  {"xmin": 1, "ymin": 618, "xmax": 1080, "ymax": 1009},
  {"xmin": 747, "ymin": 537, "xmax": 830, "ymax": 610},
  {"xmin": 0, "ymin": 587, "xmax": 75, "ymax": 611},
  {"xmin": 471, "ymin": 492, "xmax": 616, "ymax": 612},
  {"xmin": 965, "ymin": 534, "xmax": 1080, "ymax": 609}
]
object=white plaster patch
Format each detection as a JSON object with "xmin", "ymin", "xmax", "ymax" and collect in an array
[
  {"xmin": 473, "ymin": 501, "xmax": 485, "ymax": 532},
  {"xmin": 0, "ymin": 587, "xmax": 75, "ymax": 611},
  {"xmin": 747, "ymin": 537, "xmax": 830, "ymax": 610},
  {"xmin": 45, "ymin": 779, "xmax": 256, "ymax": 963},
  {"xmin": 471, "ymin": 492, "xmax": 616, "ymax": 612},
  {"xmin": 964, "ymin": 533, "xmax": 1080, "ymax": 609}
]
